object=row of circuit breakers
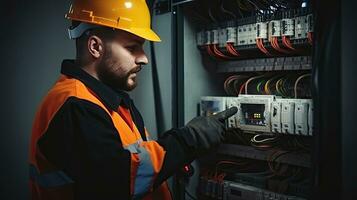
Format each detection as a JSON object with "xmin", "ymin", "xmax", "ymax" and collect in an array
[
  {"xmin": 196, "ymin": 13, "xmax": 313, "ymax": 47},
  {"xmin": 201, "ymin": 95, "xmax": 313, "ymax": 136},
  {"xmin": 199, "ymin": 178, "xmax": 305, "ymax": 200}
]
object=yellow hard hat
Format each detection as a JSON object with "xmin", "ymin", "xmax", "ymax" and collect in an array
[{"xmin": 65, "ymin": 0, "xmax": 161, "ymax": 42}]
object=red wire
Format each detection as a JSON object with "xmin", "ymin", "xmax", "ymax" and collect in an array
[
  {"xmin": 239, "ymin": 81, "xmax": 246, "ymax": 94},
  {"xmin": 229, "ymin": 43, "xmax": 240, "ymax": 54},
  {"xmin": 271, "ymin": 37, "xmax": 290, "ymax": 54},
  {"xmin": 212, "ymin": 44, "xmax": 232, "ymax": 59},
  {"xmin": 226, "ymin": 43, "xmax": 240, "ymax": 57},
  {"xmin": 205, "ymin": 45, "xmax": 216, "ymax": 58},
  {"xmin": 282, "ymin": 36, "xmax": 295, "ymax": 50},
  {"xmin": 256, "ymin": 38, "xmax": 271, "ymax": 56},
  {"xmin": 307, "ymin": 32, "xmax": 313, "ymax": 45},
  {"xmin": 206, "ymin": 44, "xmax": 230, "ymax": 60}
]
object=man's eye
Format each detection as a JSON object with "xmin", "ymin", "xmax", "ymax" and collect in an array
[{"xmin": 126, "ymin": 46, "xmax": 137, "ymax": 52}]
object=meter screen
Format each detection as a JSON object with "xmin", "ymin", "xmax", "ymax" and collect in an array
[{"xmin": 241, "ymin": 103, "xmax": 266, "ymax": 126}]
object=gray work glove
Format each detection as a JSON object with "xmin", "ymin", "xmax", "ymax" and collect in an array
[{"xmin": 182, "ymin": 107, "xmax": 238, "ymax": 155}]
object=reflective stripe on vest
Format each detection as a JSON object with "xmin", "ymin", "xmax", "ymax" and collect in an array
[
  {"xmin": 29, "ymin": 164, "xmax": 74, "ymax": 188},
  {"xmin": 125, "ymin": 141, "xmax": 155, "ymax": 199}
]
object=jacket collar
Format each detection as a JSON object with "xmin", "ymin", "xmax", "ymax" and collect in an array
[{"xmin": 61, "ymin": 59, "xmax": 132, "ymax": 111}]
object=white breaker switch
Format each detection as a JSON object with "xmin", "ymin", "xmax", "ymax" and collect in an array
[
  {"xmin": 211, "ymin": 29, "xmax": 219, "ymax": 45},
  {"xmin": 271, "ymin": 101, "xmax": 282, "ymax": 133},
  {"xmin": 256, "ymin": 22, "xmax": 268, "ymax": 39},
  {"xmin": 196, "ymin": 30, "xmax": 205, "ymax": 46},
  {"xmin": 226, "ymin": 97, "xmax": 239, "ymax": 128},
  {"xmin": 226, "ymin": 27, "xmax": 237, "ymax": 44},
  {"xmin": 294, "ymin": 15, "xmax": 308, "ymax": 39},
  {"xmin": 294, "ymin": 100, "xmax": 309, "ymax": 135},
  {"xmin": 218, "ymin": 28, "xmax": 227, "ymax": 48},
  {"xmin": 281, "ymin": 100, "xmax": 295, "ymax": 134},
  {"xmin": 204, "ymin": 30, "xmax": 211, "ymax": 45},
  {"xmin": 269, "ymin": 20, "xmax": 281, "ymax": 38},
  {"xmin": 281, "ymin": 18, "xmax": 295, "ymax": 36}
]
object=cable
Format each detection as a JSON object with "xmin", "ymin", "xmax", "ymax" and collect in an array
[
  {"xmin": 271, "ymin": 37, "xmax": 290, "ymax": 54},
  {"xmin": 185, "ymin": 189, "xmax": 197, "ymax": 200},
  {"xmin": 215, "ymin": 160, "xmax": 248, "ymax": 177},
  {"xmin": 246, "ymin": 0, "xmax": 260, "ymax": 10},
  {"xmin": 251, "ymin": 134, "xmax": 279, "ymax": 143},
  {"xmin": 220, "ymin": 0, "xmax": 237, "ymax": 19},
  {"xmin": 294, "ymin": 74, "xmax": 311, "ymax": 98},
  {"xmin": 245, "ymin": 75, "xmax": 265, "ymax": 94},
  {"xmin": 264, "ymin": 74, "xmax": 282, "ymax": 95},
  {"xmin": 206, "ymin": 44, "xmax": 231, "ymax": 60},
  {"xmin": 275, "ymin": 77, "xmax": 286, "ymax": 97},
  {"xmin": 237, "ymin": 0, "xmax": 253, "ymax": 11},
  {"xmin": 280, "ymin": 76, "xmax": 291, "ymax": 97},
  {"xmin": 282, "ymin": 36, "xmax": 295, "ymax": 50},
  {"xmin": 239, "ymin": 81, "xmax": 246, "ymax": 95},
  {"xmin": 233, "ymin": 77, "xmax": 246, "ymax": 95},
  {"xmin": 256, "ymin": 38, "xmax": 271, "ymax": 56},
  {"xmin": 250, "ymin": 134, "xmax": 280, "ymax": 150},
  {"xmin": 268, "ymin": 150, "xmax": 290, "ymax": 176},
  {"xmin": 307, "ymin": 32, "xmax": 313, "ymax": 45},
  {"xmin": 235, "ymin": 0, "xmax": 244, "ymax": 18},
  {"xmin": 256, "ymin": 80, "xmax": 263, "ymax": 93},
  {"xmin": 208, "ymin": 7, "xmax": 218, "ymax": 23},
  {"xmin": 224, "ymin": 75, "xmax": 241, "ymax": 95},
  {"xmin": 226, "ymin": 42, "xmax": 240, "ymax": 57}
]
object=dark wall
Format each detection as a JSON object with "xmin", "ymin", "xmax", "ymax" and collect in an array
[
  {"xmin": 341, "ymin": 0, "xmax": 357, "ymax": 199},
  {"xmin": 0, "ymin": 0, "xmax": 74, "ymax": 198}
]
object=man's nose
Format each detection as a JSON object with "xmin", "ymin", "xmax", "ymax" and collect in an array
[{"xmin": 136, "ymin": 50, "xmax": 148, "ymax": 66}]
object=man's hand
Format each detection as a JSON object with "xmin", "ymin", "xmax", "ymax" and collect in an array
[{"xmin": 183, "ymin": 107, "xmax": 238, "ymax": 154}]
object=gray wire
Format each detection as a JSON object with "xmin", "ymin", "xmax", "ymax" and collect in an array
[
  {"xmin": 246, "ymin": 0, "xmax": 261, "ymax": 10},
  {"xmin": 220, "ymin": 0, "xmax": 237, "ymax": 19},
  {"xmin": 185, "ymin": 189, "xmax": 197, "ymax": 200},
  {"xmin": 208, "ymin": 7, "xmax": 218, "ymax": 22}
]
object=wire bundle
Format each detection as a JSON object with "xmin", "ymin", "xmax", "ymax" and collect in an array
[
  {"xmin": 282, "ymin": 35, "xmax": 296, "ymax": 50},
  {"xmin": 206, "ymin": 44, "xmax": 233, "ymax": 60},
  {"xmin": 225, "ymin": 42, "xmax": 240, "ymax": 57},
  {"xmin": 271, "ymin": 37, "xmax": 290, "ymax": 54},
  {"xmin": 256, "ymin": 38, "xmax": 271, "ymax": 55},
  {"xmin": 224, "ymin": 75, "xmax": 249, "ymax": 95},
  {"xmin": 224, "ymin": 73, "xmax": 312, "ymax": 97}
]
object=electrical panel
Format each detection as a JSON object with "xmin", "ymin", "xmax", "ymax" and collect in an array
[{"xmin": 172, "ymin": 0, "xmax": 315, "ymax": 199}]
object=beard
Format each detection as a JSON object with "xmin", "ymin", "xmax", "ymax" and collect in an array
[{"xmin": 97, "ymin": 48, "xmax": 140, "ymax": 91}]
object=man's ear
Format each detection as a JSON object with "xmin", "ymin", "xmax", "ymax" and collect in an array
[{"xmin": 87, "ymin": 35, "xmax": 104, "ymax": 59}]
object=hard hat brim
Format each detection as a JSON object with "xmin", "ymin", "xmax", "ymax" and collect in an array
[{"xmin": 128, "ymin": 28, "xmax": 161, "ymax": 42}]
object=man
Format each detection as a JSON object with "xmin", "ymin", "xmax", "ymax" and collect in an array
[{"xmin": 29, "ymin": 0, "xmax": 237, "ymax": 199}]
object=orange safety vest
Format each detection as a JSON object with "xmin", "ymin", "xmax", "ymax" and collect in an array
[{"xmin": 29, "ymin": 74, "xmax": 172, "ymax": 199}]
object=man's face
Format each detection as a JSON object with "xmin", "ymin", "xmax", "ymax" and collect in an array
[{"xmin": 97, "ymin": 30, "xmax": 148, "ymax": 91}]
